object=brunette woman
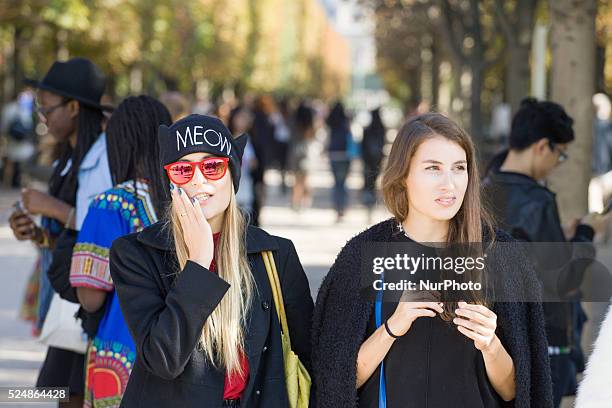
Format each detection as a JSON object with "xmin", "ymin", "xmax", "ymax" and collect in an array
[{"xmin": 312, "ymin": 112, "xmax": 553, "ymax": 407}]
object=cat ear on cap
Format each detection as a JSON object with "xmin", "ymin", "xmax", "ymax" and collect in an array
[{"xmin": 234, "ymin": 133, "xmax": 249, "ymax": 159}]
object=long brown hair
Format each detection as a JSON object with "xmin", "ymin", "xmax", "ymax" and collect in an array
[{"xmin": 381, "ymin": 112, "xmax": 495, "ymax": 317}]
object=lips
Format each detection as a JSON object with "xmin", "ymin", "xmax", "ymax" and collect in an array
[{"xmin": 435, "ymin": 196, "xmax": 456, "ymax": 207}]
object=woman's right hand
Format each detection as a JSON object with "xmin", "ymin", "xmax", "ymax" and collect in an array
[
  {"xmin": 8, "ymin": 210, "xmax": 36, "ymax": 241},
  {"xmin": 171, "ymin": 184, "xmax": 215, "ymax": 269},
  {"xmin": 387, "ymin": 296, "xmax": 443, "ymax": 337}
]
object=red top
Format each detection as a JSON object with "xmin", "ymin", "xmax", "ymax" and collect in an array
[{"xmin": 210, "ymin": 232, "xmax": 250, "ymax": 400}]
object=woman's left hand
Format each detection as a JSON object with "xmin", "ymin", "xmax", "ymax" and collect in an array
[{"xmin": 453, "ymin": 301, "xmax": 498, "ymax": 352}]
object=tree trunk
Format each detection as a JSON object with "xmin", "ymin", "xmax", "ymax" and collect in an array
[
  {"xmin": 431, "ymin": 38, "xmax": 440, "ymax": 108},
  {"xmin": 242, "ymin": 0, "xmax": 259, "ymax": 85},
  {"xmin": 547, "ymin": 0, "xmax": 597, "ymax": 222},
  {"xmin": 530, "ymin": 23, "xmax": 548, "ymax": 99},
  {"xmin": 470, "ymin": 60, "xmax": 484, "ymax": 144},
  {"xmin": 408, "ymin": 66, "xmax": 422, "ymax": 111},
  {"xmin": 506, "ymin": 0, "xmax": 536, "ymax": 113},
  {"xmin": 449, "ymin": 62, "xmax": 464, "ymax": 118},
  {"xmin": 11, "ymin": 25, "xmax": 24, "ymax": 100},
  {"xmin": 469, "ymin": 0, "xmax": 485, "ymax": 145},
  {"xmin": 506, "ymin": 44, "xmax": 532, "ymax": 113}
]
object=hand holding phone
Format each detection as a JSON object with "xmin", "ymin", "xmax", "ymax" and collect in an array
[{"xmin": 9, "ymin": 204, "xmax": 36, "ymax": 241}]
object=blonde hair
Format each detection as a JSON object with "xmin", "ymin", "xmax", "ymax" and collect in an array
[{"xmin": 167, "ymin": 187, "xmax": 255, "ymax": 377}]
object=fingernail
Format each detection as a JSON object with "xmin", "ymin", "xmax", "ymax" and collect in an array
[
  {"xmin": 169, "ymin": 182, "xmax": 174, "ymax": 191},
  {"xmin": 178, "ymin": 188, "xmax": 182, "ymax": 195}
]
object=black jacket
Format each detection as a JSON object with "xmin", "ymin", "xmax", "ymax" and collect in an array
[
  {"xmin": 311, "ymin": 219, "xmax": 553, "ymax": 408},
  {"xmin": 109, "ymin": 222, "xmax": 314, "ymax": 408},
  {"xmin": 482, "ymin": 170, "xmax": 595, "ymax": 347},
  {"xmin": 482, "ymin": 170, "xmax": 594, "ymax": 245}
]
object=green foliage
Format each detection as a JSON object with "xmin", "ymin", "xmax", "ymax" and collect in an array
[{"xmin": 0, "ymin": 0, "xmax": 351, "ymax": 102}]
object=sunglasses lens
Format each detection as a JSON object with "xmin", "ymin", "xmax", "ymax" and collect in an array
[
  {"xmin": 167, "ymin": 163, "xmax": 194, "ymax": 184},
  {"xmin": 201, "ymin": 159, "xmax": 226, "ymax": 180}
]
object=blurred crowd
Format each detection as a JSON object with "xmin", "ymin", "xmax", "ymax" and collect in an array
[{"xmin": 2, "ymin": 89, "xmax": 392, "ymax": 226}]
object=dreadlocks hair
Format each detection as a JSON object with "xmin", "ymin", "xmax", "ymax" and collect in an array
[
  {"xmin": 49, "ymin": 101, "xmax": 105, "ymax": 207},
  {"xmin": 105, "ymin": 95, "xmax": 172, "ymax": 217}
]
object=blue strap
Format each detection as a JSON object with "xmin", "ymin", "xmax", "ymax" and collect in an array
[{"xmin": 375, "ymin": 273, "xmax": 387, "ymax": 408}]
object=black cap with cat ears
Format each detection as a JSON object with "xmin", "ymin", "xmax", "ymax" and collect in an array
[{"xmin": 158, "ymin": 114, "xmax": 248, "ymax": 192}]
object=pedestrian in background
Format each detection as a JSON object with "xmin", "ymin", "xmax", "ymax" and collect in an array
[
  {"xmin": 482, "ymin": 98, "xmax": 610, "ymax": 407},
  {"xmin": 8, "ymin": 57, "xmax": 113, "ymax": 408},
  {"xmin": 326, "ymin": 101, "xmax": 355, "ymax": 222},
  {"xmin": 228, "ymin": 104, "xmax": 257, "ymax": 221},
  {"xmin": 289, "ymin": 100, "xmax": 315, "ymax": 211},
  {"xmin": 69, "ymin": 96, "xmax": 171, "ymax": 407},
  {"xmin": 361, "ymin": 108, "xmax": 386, "ymax": 220}
]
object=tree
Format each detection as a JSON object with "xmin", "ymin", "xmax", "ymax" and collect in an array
[
  {"xmin": 547, "ymin": 0, "xmax": 598, "ymax": 222},
  {"xmin": 0, "ymin": 0, "xmax": 351, "ymax": 105},
  {"xmin": 373, "ymin": 2, "xmax": 426, "ymax": 109},
  {"xmin": 492, "ymin": 0, "xmax": 538, "ymax": 113},
  {"xmin": 436, "ymin": 0, "xmax": 503, "ymax": 142}
]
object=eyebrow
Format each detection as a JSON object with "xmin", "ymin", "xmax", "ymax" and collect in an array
[{"xmin": 422, "ymin": 160, "xmax": 467, "ymax": 165}]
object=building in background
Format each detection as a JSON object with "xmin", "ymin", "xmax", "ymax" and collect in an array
[{"xmin": 323, "ymin": 0, "xmax": 389, "ymax": 113}]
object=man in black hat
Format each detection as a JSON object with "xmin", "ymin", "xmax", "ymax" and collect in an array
[{"xmin": 8, "ymin": 57, "xmax": 113, "ymax": 408}]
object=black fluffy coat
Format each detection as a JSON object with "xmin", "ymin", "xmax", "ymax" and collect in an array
[{"xmin": 311, "ymin": 218, "xmax": 553, "ymax": 407}]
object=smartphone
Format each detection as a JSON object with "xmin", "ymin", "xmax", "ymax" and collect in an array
[{"xmin": 13, "ymin": 200, "xmax": 25, "ymax": 213}]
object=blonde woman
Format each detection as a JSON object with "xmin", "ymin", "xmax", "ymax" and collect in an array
[
  {"xmin": 312, "ymin": 113, "xmax": 552, "ymax": 407},
  {"xmin": 109, "ymin": 114, "xmax": 314, "ymax": 407}
]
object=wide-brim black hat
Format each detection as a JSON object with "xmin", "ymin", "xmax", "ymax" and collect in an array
[{"xmin": 24, "ymin": 58, "xmax": 113, "ymax": 111}]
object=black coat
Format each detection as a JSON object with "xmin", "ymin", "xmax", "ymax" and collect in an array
[
  {"xmin": 481, "ymin": 170, "xmax": 594, "ymax": 245},
  {"xmin": 482, "ymin": 170, "xmax": 595, "ymax": 347},
  {"xmin": 311, "ymin": 218, "xmax": 553, "ymax": 408},
  {"xmin": 109, "ymin": 222, "xmax": 314, "ymax": 408}
]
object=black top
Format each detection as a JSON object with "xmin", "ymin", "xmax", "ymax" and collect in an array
[{"xmin": 358, "ymin": 232, "xmax": 501, "ymax": 408}]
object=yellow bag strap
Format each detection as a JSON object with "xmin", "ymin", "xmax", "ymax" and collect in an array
[{"xmin": 262, "ymin": 251, "xmax": 292, "ymax": 346}]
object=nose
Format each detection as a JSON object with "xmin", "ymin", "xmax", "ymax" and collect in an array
[
  {"xmin": 191, "ymin": 165, "xmax": 209, "ymax": 186},
  {"xmin": 440, "ymin": 171, "xmax": 455, "ymax": 191}
]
